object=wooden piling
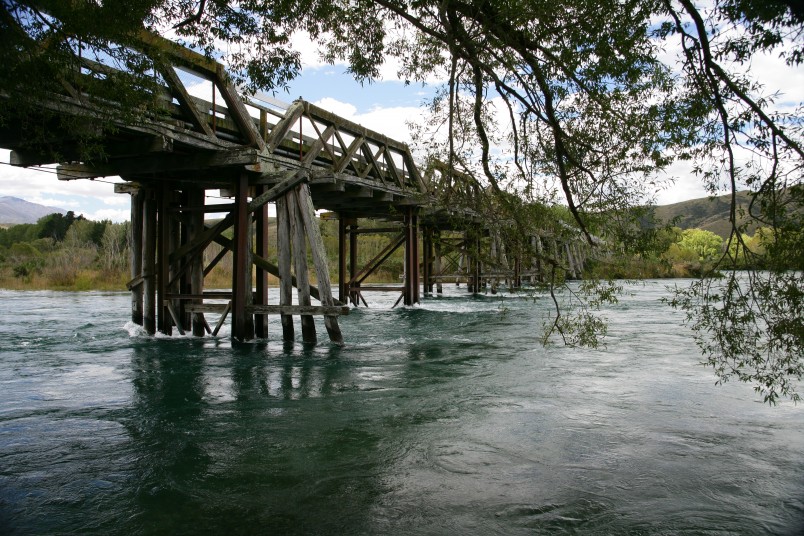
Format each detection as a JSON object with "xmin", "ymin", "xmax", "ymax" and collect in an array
[
  {"xmin": 232, "ymin": 174, "xmax": 254, "ymax": 341},
  {"xmin": 157, "ymin": 186, "xmax": 172, "ymax": 335},
  {"xmin": 434, "ymin": 231, "xmax": 443, "ymax": 294},
  {"xmin": 288, "ymin": 190, "xmax": 316, "ymax": 343},
  {"xmin": 129, "ymin": 189, "xmax": 144, "ymax": 326},
  {"xmin": 187, "ymin": 187, "xmax": 206, "ymax": 336},
  {"xmin": 338, "ymin": 216, "xmax": 347, "ymax": 304},
  {"xmin": 349, "ymin": 220, "xmax": 358, "ymax": 306},
  {"xmin": 142, "ymin": 192, "xmax": 156, "ymax": 335},
  {"xmin": 295, "ymin": 183, "xmax": 343, "ymax": 344},
  {"xmin": 254, "ymin": 184, "xmax": 270, "ymax": 338},
  {"xmin": 276, "ymin": 196, "xmax": 295, "ymax": 341}
]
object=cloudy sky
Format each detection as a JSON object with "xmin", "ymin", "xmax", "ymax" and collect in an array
[{"xmin": 1, "ymin": 27, "xmax": 801, "ymax": 222}]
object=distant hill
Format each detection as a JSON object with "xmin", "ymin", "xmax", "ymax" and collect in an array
[
  {"xmin": 0, "ymin": 196, "xmax": 66, "ymax": 225},
  {"xmin": 649, "ymin": 191, "xmax": 758, "ymax": 239}
]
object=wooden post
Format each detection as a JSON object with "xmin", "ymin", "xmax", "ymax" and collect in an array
[
  {"xmin": 338, "ymin": 215, "xmax": 347, "ymax": 304},
  {"xmin": 413, "ymin": 211, "xmax": 420, "ymax": 304},
  {"xmin": 434, "ymin": 230, "xmax": 443, "ymax": 294},
  {"xmin": 254, "ymin": 184, "xmax": 269, "ymax": 338},
  {"xmin": 349, "ymin": 219, "xmax": 358, "ymax": 306},
  {"xmin": 169, "ymin": 190, "xmax": 182, "ymax": 329},
  {"xmin": 403, "ymin": 207, "xmax": 420, "ymax": 305},
  {"xmin": 231, "ymin": 174, "xmax": 254, "ymax": 341},
  {"xmin": 422, "ymin": 227, "xmax": 433, "ymax": 295},
  {"xmin": 157, "ymin": 186, "xmax": 172, "ymax": 335},
  {"xmin": 295, "ymin": 183, "xmax": 343, "ymax": 344},
  {"xmin": 142, "ymin": 192, "xmax": 156, "ymax": 335},
  {"xmin": 130, "ymin": 189, "xmax": 144, "ymax": 325},
  {"xmin": 288, "ymin": 191, "xmax": 316, "ymax": 343},
  {"xmin": 187, "ymin": 187, "xmax": 206, "ymax": 336},
  {"xmin": 276, "ymin": 196, "xmax": 295, "ymax": 341}
]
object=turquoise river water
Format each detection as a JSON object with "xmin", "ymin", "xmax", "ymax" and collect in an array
[{"xmin": 0, "ymin": 280, "xmax": 802, "ymax": 535}]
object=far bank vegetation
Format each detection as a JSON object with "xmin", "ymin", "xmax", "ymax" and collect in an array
[{"xmin": 0, "ymin": 212, "xmax": 405, "ymax": 290}]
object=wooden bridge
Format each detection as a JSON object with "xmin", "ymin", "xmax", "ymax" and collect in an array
[{"xmin": 1, "ymin": 30, "xmax": 588, "ymax": 342}]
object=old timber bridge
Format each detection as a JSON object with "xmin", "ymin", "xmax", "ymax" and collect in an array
[{"xmin": 1, "ymin": 32, "xmax": 589, "ymax": 342}]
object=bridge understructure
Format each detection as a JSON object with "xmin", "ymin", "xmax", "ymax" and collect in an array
[{"xmin": 1, "ymin": 31, "xmax": 588, "ymax": 343}]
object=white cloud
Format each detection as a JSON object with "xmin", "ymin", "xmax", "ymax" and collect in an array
[
  {"xmin": 80, "ymin": 208, "xmax": 130, "ymax": 222},
  {"xmin": 312, "ymin": 97, "xmax": 422, "ymax": 143}
]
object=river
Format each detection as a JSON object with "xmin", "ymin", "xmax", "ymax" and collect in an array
[{"xmin": 0, "ymin": 280, "xmax": 802, "ymax": 535}]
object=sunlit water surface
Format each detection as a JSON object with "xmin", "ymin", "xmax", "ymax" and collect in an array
[{"xmin": 1, "ymin": 281, "xmax": 802, "ymax": 535}]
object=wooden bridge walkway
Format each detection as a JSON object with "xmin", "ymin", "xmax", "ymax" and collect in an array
[{"xmin": 0, "ymin": 31, "xmax": 588, "ymax": 342}]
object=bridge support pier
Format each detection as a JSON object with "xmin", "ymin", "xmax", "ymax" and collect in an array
[
  {"xmin": 403, "ymin": 208, "xmax": 420, "ymax": 306},
  {"xmin": 121, "ymin": 177, "xmax": 345, "ymax": 343}
]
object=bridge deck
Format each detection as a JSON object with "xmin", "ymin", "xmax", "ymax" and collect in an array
[{"xmin": 1, "ymin": 30, "xmax": 429, "ymax": 220}]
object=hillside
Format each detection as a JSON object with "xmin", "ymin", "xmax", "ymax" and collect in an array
[
  {"xmin": 0, "ymin": 196, "xmax": 66, "ymax": 225},
  {"xmin": 650, "ymin": 191, "xmax": 757, "ymax": 239}
]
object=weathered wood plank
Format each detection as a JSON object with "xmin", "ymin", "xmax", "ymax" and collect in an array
[
  {"xmin": 247, "ymin": 169, "xmax": 308, "ymax": 213},
  {"xmin": 295, "ymin": 183, "xmax": 344, "ymax": 344},
  {"xmin": 288, "ymin": 189, "xmax": 317, "ymax": 343},
  {"xmin": 165, "ymin": 301, "xmax": 186, "ymax": 335},
  {"xmin": 212, "ymin": 301, "xmax": 232, "ymax": 336},
  {"xmin": 254, "ymin": 183, "xmax": 270, "ymax": 338},
  {"xmin": 130, "ymin": 190, "xmax": 144, "ymax": 325},
  {"xmin": 247, "ymin": 305, "xmax": 350, "ymax": 315},
  {"xmin": 276, "ymin": 196, "xmax": 295, "ymax": 340},
  {"xmin": 215, "ymin": 65, "xmax": 266, "ymax": 151},
  {"xmin": 142, "ymin": 193, "xmax": 156, "ymax": 335},
  {"xmin": 155, "ymin": 60, "xmax": 215, "ymax": 137},
  {"xmin": 266, "ymin": 101, "xmax": 304, "ymax": 152},
  {"xmin": 231, "ymin": 173, "xmax": 254, "ymax": 341}
]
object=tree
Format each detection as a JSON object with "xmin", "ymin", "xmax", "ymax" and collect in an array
[
  {"xmin": 1, "ymin": 0, "xmax": 801, "ymax": 401},
  {"xmin": 679, "ymin": 229, "xmax": 724, "ymax": 262}
]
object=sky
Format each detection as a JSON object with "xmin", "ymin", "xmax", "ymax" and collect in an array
[{"xmin": 1, "ymin": 25, "xmax": 802, "ymax": 222}]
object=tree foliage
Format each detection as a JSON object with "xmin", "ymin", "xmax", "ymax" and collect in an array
[{"xmin": 1, "ymin": 0, "xmax": 802, "ymax": 401}]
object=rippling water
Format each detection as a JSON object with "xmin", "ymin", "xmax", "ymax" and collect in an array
[{"xmin": 1, "ymin": 281, "xmax": 802, "ymax": 535}]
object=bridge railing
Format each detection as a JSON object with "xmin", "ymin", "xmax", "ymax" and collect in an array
[{"xmin": 46, "ymin": 30, "xmax": 427, "ymax": 195}]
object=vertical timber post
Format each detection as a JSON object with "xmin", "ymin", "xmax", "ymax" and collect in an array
[
  {"xmin": 276, "ymin": 196, "xmax": 295, "ymax": 341},
  {"xmin": 254, "ymin": 184, "xmax": 269, "ymax": 338},
  {"xmin": 288, "ymin": 189, "xmax": 316, "ymax": 343},
  {"xmin": 142, "ymin": 191, "xmax": 156, "ymax": 335},
  {"xmin": 296, "ymin": 183, "xmax": 343, "ymax": 344},
  {"xmin": 187, "ymin": 187, "xmax": 206, "ymax": 336},
  {"xmin": 434, "ymin": 230, "xmax": 443, "ymax": 294},
  {"xmin": 232, "ymin": 174, "xmax": 254, "ymax": 341},
  {"xmin": 349, "ymin": 219, "xmax": 358, "ymax": 306},
  {"xmin": 422, "ymin": 227, "xmax": 433, "ymax": 295},
  {"xmin": 338, "ymin": 215, "xmax": 347, "ymax": 305},
  {"xmin": 130, "ymin": 189, "xmax": 143, "ymax": 326},
  {"xmin": 403, "ymin": 207, "xmax": 420, "ymax": 306},
  {"xmin": 157, "ymin": 186, "xmax": 172, "ymax": 335}
]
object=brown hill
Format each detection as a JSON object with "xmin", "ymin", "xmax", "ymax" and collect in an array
[{"xmin": 650, "ymin": 191, "xmax": 757, "ymax": 239}]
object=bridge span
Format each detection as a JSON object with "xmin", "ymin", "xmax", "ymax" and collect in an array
[{"xmin": 1, "ymin": 31, "xmax": 588, "ymax": 342}]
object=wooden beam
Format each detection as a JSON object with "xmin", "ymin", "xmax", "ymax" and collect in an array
[
  {"xmin": 137, "ymin": 29, "xmax": 219, "ymax": 77},
  {"xmin": 276, "ymin": 195, "xmax": 295, "ymax": 341},
  {"xmin": 266, "ymin": 101, "xmax": 304, "ymax": 152},
  {"xmin": 212, "ymin": 301, "xmax": 232, "ymax": 336},
  {"xmin": 295, "ymin": 183, "xmax": 344, "ymax": 344},
  {"xmin": 142, "ymin": 193, "xmax": 156, "ymax": 335},
  {"xmin": 248, "ymin": 305, "xmax": 349, "ymax": 315},
  {"xmin": 156, "ymin": 60, "xmax": 215, "ymax": 137},
  {"xmin": 247, "ymin": 169, "xmax": 309, "ymax": 213},
  {"xmin": 288, "ymin": 189, "xmax": 316, "ymax": 343},
  {"xmin": 215, "ymin": 65, "xmax": 266, "ymax": 151},
  {"xmin": 231, "ymin": 173, "xmax": 254, "ymax": 341}
]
